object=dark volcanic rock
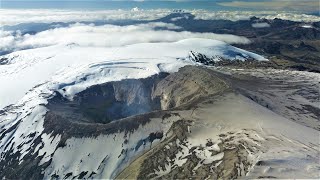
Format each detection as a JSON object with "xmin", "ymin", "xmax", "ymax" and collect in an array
[
  {"xmin": 47, "ymin": 72, "xmax": 168, "ymax": 124},
  {"xmin": 0, "ymin": 57, "xmax": 9, "ymax": 65}
]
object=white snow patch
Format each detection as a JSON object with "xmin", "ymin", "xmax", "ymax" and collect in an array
[
  {"xmin": 252, "ymin": 22, "xmax": 270, "ymax": 28},
  {"xmin": 43, "ymin": 116, "xmax": 176, "ymax": 179},
  {"xmin": 301, "ymin": 24, "xmax": 313, "ymax": 28}
]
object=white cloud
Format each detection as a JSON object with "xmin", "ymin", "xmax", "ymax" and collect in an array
[
  {"xmin": 0, "ymin": 9, "xmax": 319, "ymax": 27},
  {"xmin": 131, "ymin": 7, "xmax": 141, "ymax": 12},
  {"xmin": 218, "ymin": 0, "xmax": 319, "ymax": 12},
  {"xmin": 0, "ymin": 22, "xmax": 250, "ymax": 53},
  {"xmin": 0, "ymin": 9, "xmax": 172, "ymax": 26},
  {"xmin": 191, "ymin": 10, "xmax": 320, "ymax": 22},
  {"xmin": 1, "ymin": 8, "xmax": 316, "ymax": 53}
]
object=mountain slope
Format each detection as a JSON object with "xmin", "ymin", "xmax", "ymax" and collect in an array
[
  {"xmin": 0, "ymin": 39, "xmax": 268, "ymax": 179},
  {"xmin": 1, "ymin": 65, "xmax": 319, "ymax": 179}
]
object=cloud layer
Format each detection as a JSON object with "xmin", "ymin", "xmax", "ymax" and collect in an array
[
  {"xmin": 191, "ymin": 10, "xmax": 320, "ymax": 22},
  {"xmin": 1, "ymin": 8, "xmax": 318, "ymax": 54},
  {"xmin": 0, "ymin": 9, "xmax": 172, "ymax": 26},
  {"xmin": 0, "ymin": 22, "xmax": 251, "ymax": 53},
  {"xmin": 0, "ymin": 9, "xmax": 319, "ymax": 27},
  {"xmin": 219, "ymin": 0, "xmax": 319, "ymax": 12}
]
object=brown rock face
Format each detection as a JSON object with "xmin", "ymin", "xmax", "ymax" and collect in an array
[{"xmin": 153, "ymin": 66, "xmax": 228, "ymax": 110}]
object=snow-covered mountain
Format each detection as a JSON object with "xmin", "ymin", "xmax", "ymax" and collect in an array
[
  {"xmin": 0, "ymin": 8, "xmax": 319, "ymax": 179},
  {"xmin": 0, "ymin": 32, "xmax": 319, "ymax": 179},
  {"xmin": 0, "ymin": 38, "xmax": 271, "ymax": 179}
]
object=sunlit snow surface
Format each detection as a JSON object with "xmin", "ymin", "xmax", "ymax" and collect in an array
[
  {"xmin": 0, "ymin": 38, "xmax": 266, "ymax": 109},
  {"xmin": 0, "ymin": 38, "xmax": 267, "ymax": 178}
]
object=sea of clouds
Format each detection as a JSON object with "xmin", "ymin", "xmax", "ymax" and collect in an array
[
  {"xmin": 0, "ymin": 8, "xmax": 318, "ymax": 54},
  {"xmin": 0, "ymin": 9, "xmax": 319, "ymax": 27},
  {"xmin": 0, "ymin": 22, "xmax": 251, "ymax": 54}
]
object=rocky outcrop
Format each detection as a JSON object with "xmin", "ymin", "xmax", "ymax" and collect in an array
[{"xmin": 152, "ymin": 66, "xmax": 228, "ymax": 110}]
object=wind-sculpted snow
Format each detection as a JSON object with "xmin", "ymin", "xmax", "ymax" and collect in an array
[{"xmin": 0, "ymin": 38, "xmax": 267, "ymax": 179}]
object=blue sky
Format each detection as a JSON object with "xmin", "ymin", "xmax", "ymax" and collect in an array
[{"xmin": 1, "ymin": 0, "xmax": 318, "ymax": 12}]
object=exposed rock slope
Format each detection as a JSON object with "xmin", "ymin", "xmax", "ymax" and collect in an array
[{"xmin": 152, "ymin": 66, "xmax": 228, "ymax": 110}]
